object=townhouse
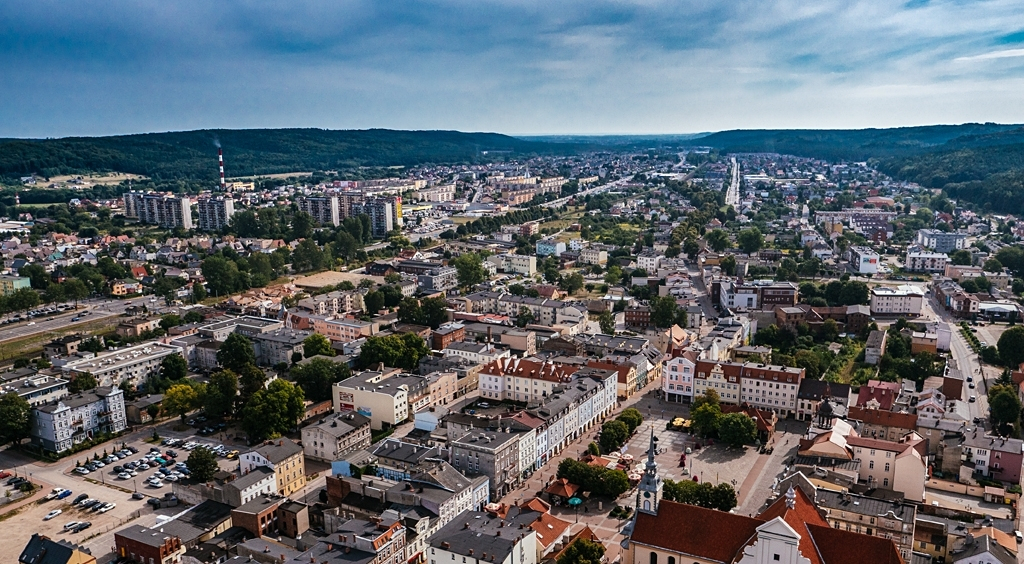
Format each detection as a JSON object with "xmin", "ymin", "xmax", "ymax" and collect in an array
[
  {"xmin": 239, "ymin": 438, "xmax": 306, "ymax": 497},
  {"xmin": 694, "ymin": 359, "xmax": 805, "ymax": 417}
]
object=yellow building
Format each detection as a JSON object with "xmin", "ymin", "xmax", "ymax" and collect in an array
[{"xmin": 239, "ymin": 439, "xmax": 306, "ymax": 497}]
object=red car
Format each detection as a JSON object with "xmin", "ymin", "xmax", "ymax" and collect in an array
[{"xmin": 0, "ymin": 471, "xmax": 11, "ymax": 480}]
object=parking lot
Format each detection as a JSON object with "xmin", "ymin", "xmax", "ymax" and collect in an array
[{"xmin": 0, "ymin": 416, "xmax": 251, "ymax": 563}]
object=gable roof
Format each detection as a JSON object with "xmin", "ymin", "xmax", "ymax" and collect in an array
[
  {"xmin": 631, "ymin": 500, "xmax": 762, "ymax": 563},
  {"xmin": 848, "ymin": 406, "xmax": 918, "ymax": 431}
]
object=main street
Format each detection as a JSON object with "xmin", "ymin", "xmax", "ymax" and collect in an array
[
  {"xmin": 724, "ymin": 156, "xmax": 740, "ymax": 207},
  {"xmin": 0, "ymin": 296, "xmax": 151, "ymax": 344},
  {"xmin": 922, "ymin": 292, "xmax": 991, "ymax": 423}
]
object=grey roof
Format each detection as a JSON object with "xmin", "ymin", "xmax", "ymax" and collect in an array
[
  {"xmin": 290, "ymin": 540, "xmax": 375, "ymax": 564},
  {"xmin": 948, "ymin": 532, "xmax": 1016, "ymax": 564},
  {"xmin": 815, "ymin": 489, "xmax": 916, "ymax": 523},
  {"xmin": 254, "ymin": 328, "xmax": 310, "ymax": 345},
  {"xmin": 115, "ymin": 524, "xmax": 180, "ymax": 548},
  {"xmin": 451, "ymin": 429, "xmax": 520, "ymax": 451},
  {"xmin": 233, "ymin": 494, "xmax": 283, "ymax": 515},
  {"xmin": 19, "ymin": 533, "xmax": 91, "ymax": 564},
  {"xmin": 227, "ymin": 466, "xmax": 275, "ymax": 491},
  {"xmin": 961, "ymin": 433, "xmax": 1024, "ymax": 454},
  {"xmin": 302, "ymin": 411, "xmax": 371, "ymax": 439},
  {"xmin": 372, "ymin": 439, "xmax": 442, "ymax": 465},
  {"xmin": 428, "ymin": 507, "xmax": 539, "ymax": 558},
  {"xmin": 34, "ymin": 386, "xmax": 118, "ymax": 413},
  {"xmin": 798, "ymin": 379, "xmax": 851, "ymax": 401},
  {"xmin": 250, "ymin": 438, "xmax": 303, "ymax": 464}
]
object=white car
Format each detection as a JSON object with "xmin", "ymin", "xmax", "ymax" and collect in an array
[
  {"xmin": 74, "ymin": 467, "xmax": 90, "ymax": 475},
  {"xmin": 117, "ymin": 472, "xmax": 131, "ymax": 480},
  {"xmin": 63, "ymin": 521, "xmax": 80, "ymax": 531},
  {"xmin": 148, "ymin": 481, "xmax": 163, "ymax": 488},
  {"xmin": 44, "ymin": 509, "xmax": 62, "ymax": 520},
  {"xmin": 97, "ymin": 502, "xmax": 116, "ymax": 513}
]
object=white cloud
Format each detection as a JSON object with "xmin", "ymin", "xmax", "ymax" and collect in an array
[{"xmin": 955, "ymin": 48, "xmax": 1024, "ymax": 62}]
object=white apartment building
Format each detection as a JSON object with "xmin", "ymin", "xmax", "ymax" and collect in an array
[
  {"xmin": 124, "ymin": 191, "xmax": 193, "ymax": 230},
  {"xmin": 487, "ymin": 253, "xmax": 537, "ymax": 276},
  {"xmin": 578, "ymin": 247, "xmax": 608, "ymax": 265},
  {"xmin": 905, "ymin": 251, "xmax": 948, "ymax": 273},
  {"xmin": 196, "ymin": 194, "xmax": 236, "ymax": 232},
  {"xmin": 56, "ymin": 342, "xmax": 184, "ymax": 389},
  {"xmin": 849, "ymin": 246, "xmax": 880, "ymax": 274},
  {"xmin": 296, "ymin": 195, "xmax": 341, "ymax": 227},
  {"xmin": 417, "ymin": 183, "xmax": 456, "ymax": 202},
  {"xmin": 870, "ymin": 285, "xmax": 925, "ymax": 315},
  {"xmin": 30, "ymin": 386, "xmax": 126, "ymax": 453},
  {"xmin": 637, "ymin": 251, "xmax": 663, "ymax": 273},
  {"xmin": 478, "ymin": 357, "xmax": 580, "ymax": 403},
  {"xmin": 663, "ymin": 355, "xmax": 695, "ymax": 404},
  {"xmin": 442, "ymin": 341, "xmax": 510, "ymax": 365},
  {"xmin": 333, "ymin": 370, "xmax": 410, "ymax": 430}
]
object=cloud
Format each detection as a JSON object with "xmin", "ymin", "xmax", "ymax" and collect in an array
[
  {"xmin": 2, "ymin": 0, "xmax": 1024, "ymax": 136},
  {"xmin": 955, "ymin": 48, "xmax": 1024, "ymax": 62}
]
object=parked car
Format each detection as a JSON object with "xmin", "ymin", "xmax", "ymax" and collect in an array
[
  {"xmin": 132, "ymin": 492, "xmax": 145, "ymax": 500},
  {"xmin": 63, "ymin": 521, "xmax": 81, "ymax": 531},
  {"xmin": 71, "ymin": 522, "xmax": 92, "ymax": 533},
  {"xmin": 97, "ymin": 502, "xmax": 115, "ymax": 513},
  {"xmin": 56, "ymin": 489, "xmax": 72, "ymax": 500},
  {"xmin": 44, "ymin": 509, "xmax": 62, "ymax": 520},
  {"xmin": 72, "ymin": 494, "xmax": 89, "ymax": 505}
]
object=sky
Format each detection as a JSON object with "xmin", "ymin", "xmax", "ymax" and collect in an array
[{"xmin": 4, "ymin": 0, "xmax": 1024, "ymax": 138}]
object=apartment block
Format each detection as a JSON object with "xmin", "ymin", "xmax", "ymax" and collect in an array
[
  {"xmin": 870, "ymin": 285, "xmax": 925, "ymax": 316},
  {"xmin": 239, "ymin": 438, "xmax": 306, "ymax": 497},
  {"xmin": 916, "ymin": 229, "xmax": 968, "ymax": 253},
  {"xmin": 849, "ymin": 246, "xmax": 880, "ymax": 274},
  {"xmin": 196, "ymin": 194, "xmax": 236, "ymax": 232},
  {"xmin": 56, "ymin": 341, "xmax": 184, "ymax": 389},
  {"xmin": 905, "ymin": 250, "xmax": 949, "ymax": 273},
  {"xmin": 30, "ymin": 386, "xmax": 127, "ymax": 453},
  {"xmin": 125, "ymin": 190, "xmax": 193, "ymax": 230},
  {"xmin": 296, "ymin": 194, "xmax": 341, "ymax": 227},
  {"xmin": 301, "ymin": 411, "xmax": 372, "ymax": 462}
]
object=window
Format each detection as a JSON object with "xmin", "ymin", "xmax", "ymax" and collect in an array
[
  {"xmin": 884, "ymin": 463, "xmax": 890, "ymax": 472},
  {"xmin": 773, "ymin": 555, "xmax": 780, "ymax": 561},
  {"xmin": 668, "ymin": 558, "xmax": 675, "ymax": 564},
  {"xmin": 883, "ymin": 478, "xmax": 889, "ymax": 487},
  {"xmin": 650, "ymin": 553, "xmax": 658, "ymax": 564}
]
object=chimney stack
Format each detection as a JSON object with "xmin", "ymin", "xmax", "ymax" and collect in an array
[{"xmin": 218, "ymin": 148, "xmax": 226, "ymax": 191}]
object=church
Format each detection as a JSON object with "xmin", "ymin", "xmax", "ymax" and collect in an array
[{"xmin": 622, "ymin": 433, "xmax": 905, "ymax": 564}]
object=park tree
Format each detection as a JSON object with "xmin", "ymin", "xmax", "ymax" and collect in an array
[
  {"xmin": 560, "ymin": 272, "xmax": 585, "ymax": 295},
  {"xmin": 452, "ymin": 253, "xmax": 487, "ymax": 288},
  {"xmin": 160, "ymin": 354, "xmax": 188, "ymax": 381},
  {"xmin": 364, "ymin": 290, "xmax": 385, "ymax": 314},
  {"xmin": 599, "ymin": 420, "xmax": 630, "ymax": 453},
  {"xmin": 650, "ymin": 295, "xmax": 682, "ymax": 328},
  {"xmin": 164, "ymin": 383, "xmax": 199, "ymax": 423},
  {"xmin": 303, "ymin": 333, "xmax": 334, "ymax": 358},
  {"xmin": 950, "ymin": 249, "xmax": 973, "ymax": 266},
  {"xmin": 663, "ymin": 479, "xmax": 738, "ymax": 512},
  {"xmin": 718, "ymin": 412, "xmax": 757, "ymax": 447},
  {"xmin": 358, "ymin": 333, "xmax": 430, "ymax": 371},
  {"xmin": 186, "ymin": 446, "xmax": 219, "ymax": 482},
  {"xmin": 998, "ymin": 326, "xmax": 1024, "ymax": 367},
  {"xmin": 989, "ymin": 383, "xmax": 1022, "ymax": 430},
  {"xmin": 557, "ymin": 538, "xmax": 605, "ymax": 564},
  {"xmin": 201, "ymin": 255, "xmax": 241, "ymax": 297},
  {"xmin": 238, "ymin": 364, "xmax": 268, "ymax": 403},
  {"xmin": 616, "ymin": 408, "xmax": 644, "ymax": 435},
  {"xmin": 203, "ymin": 370, "xmax": 238, "ymax": 418},
  {"xmin": 598, "ymin": 310, "xmax": 615, "ymax": 335},
  {"xmin": 720, "ymin": 254, "xmax": 737, "ymax": 276},
  {"xmin": 291, "ymin": 357, "xmax": 349, "ymax": 402},
  {"xmin": 692, "ymin": 388, "xmax": 720, "ymax": 411},
  {"xmin": 69, "ymin": 372, "xmax": 98, "ymax": 393},
  {"xmin": 217, "ymin": 333, "xmax": 256, "ymax": 374},
  {"xmin": 706, "ymin": 229, "xmax": 730, "ymax": 252},
  {"xmin": 984, "ymin": 258, "xmax": 1004, "ymax": 273},
  {"xmin": 691, "ymin": 403, "xmax": 722, "ymax": 438},
  {"xmin": 737, "ymin": 227, "xmax": 764, "ymax": 254},
  {"xmin": 0, "ymin": 393, "xmax": 31, "ymax": 445}
]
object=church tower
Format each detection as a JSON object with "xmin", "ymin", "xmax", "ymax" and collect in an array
[{"xmin": 635, "ymin": 427, "xmax": 663, "ymax": 515}]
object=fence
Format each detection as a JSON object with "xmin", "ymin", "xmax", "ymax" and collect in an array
[{"xmin": 926, "ymin": 478, "xmax": 987, "ymax": 498}]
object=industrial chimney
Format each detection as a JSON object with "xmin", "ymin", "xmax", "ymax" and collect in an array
[{"xmin": 219, "ymin": 148, "xmax": 226, "ymax": 191}]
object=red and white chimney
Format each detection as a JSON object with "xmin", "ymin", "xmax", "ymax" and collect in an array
[{"xmin": 218, "ymin": 148, "xmax": 226, "ymax": 191}]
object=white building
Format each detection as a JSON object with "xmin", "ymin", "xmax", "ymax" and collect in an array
[
  {"xmin": 333, "ymin": 370, "xmax": 410, "ymax": 430},
  {"xmin": 637, "ymin": 251, "xmax": 664, "ymax": 273},
  {"xmin": 487, "ymin": 253, "xmax": 537, "ymax": 276},
  {"xmin": 442, "ymin": 341, "xmax": 510, "ymax": 365},
  {"xmin": 30, "ymin": 386, "xmax": 126, "ymax": 453},
  {"xmin": 124, "ymin": 191, "xmax": 193, "ymax": 230},
  {"xmin": 870, "ymin": 285, "xmax": 925, "ymax": 316},
  {"xmin": 296, "ymin": 195, "xmax": 341, "ymax": 227},
  {"xmin": 905, "ymin": 251, "xmax": 948, "ymax": 273},
  {"xmin": 578, "ymin": 247, "xmax": 607, "ymax": 265},
  {"xmin": 300, "ymin": 411, "xmax": 372, "ymax": 462},
  {"xmin": 849, "ymin": 246, "xmax": 879, "ymax": 274},
  {"xmin": 56, "ymin": 342, "xmax": 184, "ymax": 389}
]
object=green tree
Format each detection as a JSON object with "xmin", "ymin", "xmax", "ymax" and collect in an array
[
  {"xmin": 557, "ymin": 538, "xmax": 605, "ymax": 564},
  {"xmin": 69, "ymin": 372, "xmax": 98, "ymax": 393},
  {"xmin": 691, "ymin": 403, "xmax": 722, "ymax": 438},
  {"xmin": 737, "ymin": 227, "xmax": 764, "ymax": 254},
  {"xmin": 560, "ymin": 272, "xmax": 585, "ymax": 295},
  {"xmin": 604, "ymin": 265, "xmax": 623, "ymax": 286},
  {"xmin": 358, "ymin": 333, "xmax": 430, "ymax": 371},
  {"xmin": 650, "ymin": 295, "xmax": 681, "ymax": 328},
  {"xmin": 290, "ymin": 211, "xmax": 315, "ymax": 240},
  {"xmin": 238, "ymin": 364, "xmax": 268, "ymax": 403},
  {"xmin": 0, "ymin": 393, "xmax": 31, "ymax": 445},
  {"xmin": 19, "ymin": 264, "xmax": 49, "ymax": 289},
  {"xmin": 291, "ymin": 238, "xmax": 327, "ymax": 272},
  {"xmin": 419, "ymin": 296, "xmax": 449, "ymax": 329},
  {"xmin": 950, "ymin": 249, "xmax": 973, "ymax": 266},
  {"xmin": 201, "ymin": 255, "xmax": 241, "ymax": 297},
  {"xmin": 838, "ymin": 281, "xmax": 869, "ymax": 305},
  {"xmin": 983, "ymin": 258, "xmax": 1004, "ymax": 273},
  {"xmin": 819, "ymin": 319, "xmax": 840, "ymax": 343},
  {"xmin": 186, "ymin": 446, "xmax": 219, "ymax": 482},
  {"xmin": 706, "ymin": 229, "xmax": 730, "ymax": 252},
  {"xmin": 599, "ymin": 420, "xmax": 629, "ymax": 453},
  {"xmin": 303, "ymin": 333, "xmax": 334, "ymax": 358},
  {"xmin": 364, "ymin": 290, "xmax": 385, "ymax": 314},
  {"xmin": 720, "ymin": 254, "xmax": 737, "ymax": 276},
  {"xmin": 692, "ymin": 388, "xmax": 720, "ymax": 412},
  {"xmin": 160, "ymin": 354, "xmax": 188, "ymax": 381},
  {"xmin": 452, "ymin": 252, "xmax": 487, "ymax": 288},
  {"xmin": 615, "ymin": 408, "xmax": 644, "ymax": 435},
  {"xmin": 989, "ymin": 383, "xmax": 1022, "ymax": 430},
  {"xmin": 191, "ymin": 282, "xmax": 208, "ymax": 302},
  {"xmin": 291, "ymin": 357, "xmax": 348, "ymax": 402},
  {"xmin": 164, "ymin": 383, "xmax": 199, "ymax": 422},
  {"xmin": 159, "ymin": 314, "xmax": 182, "ymax": 331},
  {"xmin": 183, "ymin": 310, "xmax": 204, "ymax": 324},
  {"xmin": 718, "ymin": 412, "xmax": 757, "ymax": 447},
  {"xmin": 217, "ymin": 333, "xmax": 256, "ymax": 374},
  {"xmin": 598, "ymin": 310, "xmax": 615, "ymax": 335},
  {"xmin": 998, "ymin": 326, "xmax": 1024, "ymax": 367},
  {"xmin": 203, "ymin": 370, "xmax": 238, "ymax": 419}
]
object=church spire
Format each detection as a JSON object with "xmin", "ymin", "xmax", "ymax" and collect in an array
[{"xmin": 635, "ymin": 426, "xmax": 662, "ymax": 515}]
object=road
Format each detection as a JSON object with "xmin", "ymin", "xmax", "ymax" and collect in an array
[
  {"xmin": 725, "ymin": 157, "xmax": 740, "ymax": 207},
  {"xmin": 923, "ymin": 292, "xmax": 990, "ymax": 422},
  {"xmin": 0, "ymin": 296, "xmax": 152, "ymax": 344},
  {"xmin": 541, "ymin": 174, "xmax": 639, "ymax": 209}
]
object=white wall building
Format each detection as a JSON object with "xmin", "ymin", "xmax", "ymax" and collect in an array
[
  {"xmin": 870, "ymin": 285, "xmax": 925, "ymax": 316},
  {"xmin": 56, "ymin": 342, "xmax": 184, "ymax": 389},
  {"xmin": 30, "ymin": 386, "xmax": 126, "ymax": 453}
]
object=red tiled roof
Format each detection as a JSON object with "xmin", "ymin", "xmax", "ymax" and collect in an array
[
  {"xmin": 847, "ymin": 406, "xmax": 918, "ymax": 430},
  {"xmin": 856, "ymin": 380, "xmax": 900, "ymax": 410},
  {"xmin": 807, "ymin": 523, "xmax": 904, "ymax": 564},
  {"xmin": 530, "ymin": 511, "xmax": 572, "ymax": 549},
  {"xmin": 631, "ymin": 501, "xmax": 762, "ymax": 563},
  {"xmin": 846, "ymin": 436, "xmax": 911, "ymax": 453},
  {"xmin": 544, "ymin": 478, "xmax": 580, "ymax": 498},
  {"xmin": 757, "ymin": 487, "xmax": 830, "ymax": 564}
]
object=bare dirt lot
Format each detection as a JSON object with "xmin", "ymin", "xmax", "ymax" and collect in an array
[{"xmin": 292, "ymin": 270, "xmax": 382, "ymax": 290}]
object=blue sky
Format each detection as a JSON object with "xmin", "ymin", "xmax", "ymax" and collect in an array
[{"xmin": 3, "ymin": 0, "xmax": 1024, "ymax": 137}]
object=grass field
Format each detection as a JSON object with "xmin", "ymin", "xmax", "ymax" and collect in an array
[
  {"xmin": 45, "ymin": 173, "xmax": 146, "ymax": 185},
  {"xmin": 0, "ymin": 317, "xmax": 119, "ymax": 363}
]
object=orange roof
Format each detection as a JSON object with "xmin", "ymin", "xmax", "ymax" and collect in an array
[
  {"xmin": 522, "ymin": 497, "xmax": 550, "ymax": 514},
  {"xmin": 530, "ymin": 511, "xmax": 572, "ymax": 549},
  {"xmin": 548, "ymin": 526, "xmax": 601, "ymax": 562},
  {"xmin": 544, "ymin": 478, "xmax": 580, "ymax": 499},
  {"xmin": 481, "ymin": 357, "xmax": 580, "ymax": 383}
]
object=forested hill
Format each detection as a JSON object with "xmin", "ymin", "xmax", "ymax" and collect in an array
[
  {"xmin": 692, "ymin": 124, "xmax": 1024, "ymax": 213},
  {"xmin": 0, "ymin": 129, "xmax": 591, "ymax": 181},
  {"xmin": 691, "ymin": 124, "xmax": 1024, "ymax": 162}
]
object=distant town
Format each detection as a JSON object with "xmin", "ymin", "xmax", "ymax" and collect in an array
[{"xmin": 2, "ymin": 145, "xmax": 1023, "ymax": 564}]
